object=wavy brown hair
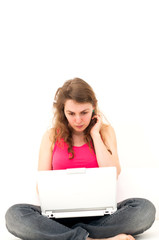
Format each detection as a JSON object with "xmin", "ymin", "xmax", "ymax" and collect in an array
[{"xmin": 51, "ymin": 78, "xmax": 98, "ymax": 159}]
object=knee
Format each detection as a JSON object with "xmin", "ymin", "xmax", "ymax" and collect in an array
[
  {"xmin": 119, "ymin": 197, "xmax": 156, "ymax": 235},
  {"xmin": 5, "ymin": 204, "xmax": 21, "ymax": 222},
  {"xmin": 140, "ymin": 198, "xmax": 156, "ymax": 226},
  {"xmin": 132, "ymin": 198, "xmax": 156, "ymax": 234},
  {"xmin": 5, "ymin": 203, "xmax": 36, "ymax": 234},
  {"xmin": 5, "ymin": 204, "xmax": 23, "ymax": 231}
]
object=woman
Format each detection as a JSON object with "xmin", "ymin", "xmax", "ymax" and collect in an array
[{"xmin": 5, "ymin": 78, "xmax": 156, "ymax": 240}]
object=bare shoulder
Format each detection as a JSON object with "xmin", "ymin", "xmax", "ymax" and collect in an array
[
  {"xmin": 42, "ymin": 128, "xmax": 54, "ymax": 143},
  {"xmin": 39, "ymin": 128, "xmax": 55, "ymax": 153}
]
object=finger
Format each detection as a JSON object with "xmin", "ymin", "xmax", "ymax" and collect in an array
[{"xmin": 92, "ymin": 115, "xmax": 98, "ymax": 119}]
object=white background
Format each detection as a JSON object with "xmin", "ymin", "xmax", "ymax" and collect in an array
[{"xmin": 0, "ymin": 0, "xmax": 159, "ymax": 217}]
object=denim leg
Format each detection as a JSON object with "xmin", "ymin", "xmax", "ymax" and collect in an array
[
  {"xmin": 73, "ymin": 198, "xmax": 156, "ymax": 239},
  {"xmin": 5, "ymin": 204, "xmax": 89, "ymax": 240}
]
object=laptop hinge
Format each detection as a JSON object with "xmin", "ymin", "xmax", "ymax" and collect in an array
[
  {"xmin": 104, "ymin": 207, "xmax": 117, "ymax": 215},
  {"xmin": 44, "ymin": 207, "xmax": 116, "ymax": 218}
]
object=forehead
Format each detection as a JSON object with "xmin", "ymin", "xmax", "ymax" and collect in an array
[{"xmin": 64, "ymin": 99, "xmax": 93, "ymax": 112}]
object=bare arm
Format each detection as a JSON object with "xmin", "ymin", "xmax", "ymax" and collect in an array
[
  {"xmin": 38, "ymin": 129, "xmax": 54, "ymax": 171},
  {"xmin": 92, "ymin": 125, "xmax": 121, "ymax": 177},
  {"xmin": 90, "ymin": 114, "xmax": 121, "ymax": 177},
  {"xmin": 37, "ymin": 128, "xmax": 54, "ymax": 193}
]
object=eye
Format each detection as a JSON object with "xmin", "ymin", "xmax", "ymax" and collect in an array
[
  {"xmin": 81, "ymin": 112, "xmax": 88, "ymax": 115},
  {"xmin": 68, "ymin": 112, "xmax": 75, "ymax": 116}
]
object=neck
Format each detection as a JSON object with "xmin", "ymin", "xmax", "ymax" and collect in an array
[
  {"xmin": 73, "ymin": 130, "xmax": 84, "ymax": 136},
  {"xmin": 72, "ymin": 132, "xmax": 86, "ymax": 146}
]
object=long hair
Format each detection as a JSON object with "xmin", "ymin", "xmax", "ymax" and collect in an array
[{"xmin": 51, "ymin": 78, "xmax": 98, "ymax": 159}]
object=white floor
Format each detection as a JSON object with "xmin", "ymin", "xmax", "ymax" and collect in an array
[{"xmin": 1, "ymin": 218, "xmax": 159, "ymax": 240}]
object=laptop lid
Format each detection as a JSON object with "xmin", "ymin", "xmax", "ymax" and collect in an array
[{"xmin": 38, "ymin": 167, "xmax": 117, "ymax": 218}]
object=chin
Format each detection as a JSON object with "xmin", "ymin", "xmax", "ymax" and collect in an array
[{"xmin": 74, "ymin": 126, "xmax": 86, "ymax": 133}]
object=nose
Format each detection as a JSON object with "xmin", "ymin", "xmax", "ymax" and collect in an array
[{"xmin": 75, "ymin": 115, "xmax": 82, "ymax": 124}]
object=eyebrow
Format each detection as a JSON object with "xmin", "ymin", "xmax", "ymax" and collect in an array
[{"xmin": 66, "ymin": 108, "xmax": 90, "ymax": 113}]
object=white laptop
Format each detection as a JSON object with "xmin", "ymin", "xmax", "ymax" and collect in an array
[{"xmin": 37, "ymin": 167, "xmax": 117, "ymax": 218}]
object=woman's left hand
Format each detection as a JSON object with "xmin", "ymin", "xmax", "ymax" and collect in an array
[{"xmin": 90, "ymin": 113, "xmax": 103, "ymax": 137}]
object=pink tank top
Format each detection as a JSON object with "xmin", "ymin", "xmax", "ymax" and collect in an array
[{"xmin": 52, "ymin": 139, "xmax": 99, "ymax": 170}]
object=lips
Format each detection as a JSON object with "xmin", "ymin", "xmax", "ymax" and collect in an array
[{"xmin": 75, "ymin": 125, "xmax": 83, "ymax": 128}]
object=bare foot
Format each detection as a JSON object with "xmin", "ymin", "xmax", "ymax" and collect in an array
[
  {"xmin": 87, "ymin": 233, "xmax": 135, "ymax": 240},
  {"xmin": 114, "ymin": 234, "xmax": 135, "ymax": 240}
]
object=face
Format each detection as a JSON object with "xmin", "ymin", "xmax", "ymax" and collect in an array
[{"xmin": 64, "ymin": 99, "xmax": 94, "ymax": 134}]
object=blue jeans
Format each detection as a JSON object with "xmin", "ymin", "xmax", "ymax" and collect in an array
[{"xmin": 5, "ymin": 198, "xmax": 156, "ymax": 240}]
